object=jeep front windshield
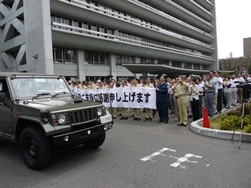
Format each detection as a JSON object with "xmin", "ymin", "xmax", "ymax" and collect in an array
[{"xmin": 11, "ymin": 77, "xmax": 70, "ymax": 98}]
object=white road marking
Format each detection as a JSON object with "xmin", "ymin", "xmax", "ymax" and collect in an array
[
  {"xmin": 170, "ymin": 153, "xmax": 203, "ymax": 168},
  {"xmin": 140, "ymin": 148, "xmax": 176, "ymax": 162},
  {"xmin": 140, "ymin": 148, "xmax": 210, "ymax": 170}
]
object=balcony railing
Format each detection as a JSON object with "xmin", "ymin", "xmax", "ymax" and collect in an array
[
  {"xmin": 59, "ymin": 0, "xmax": 214, "ymax": 50},
  {"xmin": 190, "ymin": 0, "xmax": 213, "ymax": 16},
  {"xmin": 52, "ymin": 22, "xmax": 214, "ymax": 61},
  {"xmin": 164, "ymin": 0, "xmax": 213, "ymax": 27},
  {"xmin": 128, "ymin": 0, "xmax": 213, "ymax": 38}
]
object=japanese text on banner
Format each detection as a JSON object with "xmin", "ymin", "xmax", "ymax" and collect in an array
[{"xmin": 75, "ymin": 88, "xmax": 156, "ymax": 109}]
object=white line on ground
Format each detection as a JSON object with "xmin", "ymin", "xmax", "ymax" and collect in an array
[
  {"xmin": 170, "ymin": 153, "xmax": 203, "ymax": 168},
  {"xmin": 140, "ymin": 148, "xmax": 176, "ymax": 162}
]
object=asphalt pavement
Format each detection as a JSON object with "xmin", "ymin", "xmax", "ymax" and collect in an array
[{"xmin": 0, "ymin": 113, "xmax": 251, "ymax": 188}]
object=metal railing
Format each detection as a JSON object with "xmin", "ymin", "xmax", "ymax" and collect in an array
[
  {"xmin": 52, "ymin": 22, "xmax": 214, "ymax": 61},
  {"xmin": 59, "ymin": 0, "xmax": 214, "ymax": 49}
]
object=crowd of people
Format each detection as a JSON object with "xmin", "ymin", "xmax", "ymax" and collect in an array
[{"xmin": 67, "ymin": 71, "xmax": 251, "ymax": 127}]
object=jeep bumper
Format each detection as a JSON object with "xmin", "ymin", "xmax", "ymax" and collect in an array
[{"xmin": 52, "ymin": 121, "xmax": 113, "ymax": 147}]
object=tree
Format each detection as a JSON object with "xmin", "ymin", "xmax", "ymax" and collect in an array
[{"xmin": 248, "ymin": 65, "xmax": 251, "ymax": 74}]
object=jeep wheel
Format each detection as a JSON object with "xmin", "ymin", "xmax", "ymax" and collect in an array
[
  {"xmin": 19, "ymin": 126, "xmax": 51, "ymax": 170},
  {"xmin": 84, "ymin": 132, "xmax": 106, "ymax": 149}
]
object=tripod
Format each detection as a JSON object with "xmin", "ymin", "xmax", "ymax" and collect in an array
[{"xmin": 231, "ymin": 99, "xmax": 247, "ymax": 148}]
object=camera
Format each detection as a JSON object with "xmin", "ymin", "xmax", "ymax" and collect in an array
[{"xmin": 236, "ymin": 82, "xmax": 251, "ymax": 101}]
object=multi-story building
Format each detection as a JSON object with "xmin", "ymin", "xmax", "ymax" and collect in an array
[
  {"xmin": 0, "ymin": 0, "xmax": 218, "ymax": 81},
  {"xmin": 219, "ymin": 56, "xmax": 251, "ymax": 73},
  {"xmin": 244, "ymin": 37, "xmax": 251, "ymax": 57},
  {"xmin": 219, "ymin": 37, "xmax": 251, "ymax": 74}
]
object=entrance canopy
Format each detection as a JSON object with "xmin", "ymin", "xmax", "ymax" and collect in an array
[{"xmin": 123, "ymin": 64, "xmax": 210, "ymax": 76}]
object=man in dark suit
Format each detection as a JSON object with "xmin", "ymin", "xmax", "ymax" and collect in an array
[{"xmin": 156, "ymin": 76, "xmax": 169, "ymax": 123}]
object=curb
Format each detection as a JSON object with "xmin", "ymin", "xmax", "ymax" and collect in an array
[{"xmin": 190, "ymin": 118, "xmax": 251, "ymax": 142}]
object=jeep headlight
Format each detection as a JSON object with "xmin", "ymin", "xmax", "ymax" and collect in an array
[
  {"xmin": 58, "ymin": 114, "xmax": 66, "ymax": 124},
  {"xmin": 97, "ymin": 108, "xmax": 102, "ymax": 116},
  {"xmin": 50, "ymin": 113, "xmax": 68, "ymax": 126},
  {"xmin": 97, "ymin": 107, "xmax": 106, "ymax": 116}
]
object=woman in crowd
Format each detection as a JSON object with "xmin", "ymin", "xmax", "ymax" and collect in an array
[{"xmin": 189, "ymin": 78, "xmax": 200, "ymax": 121}]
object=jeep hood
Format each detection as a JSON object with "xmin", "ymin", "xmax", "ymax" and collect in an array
[{"xmin": 20, "ymin": 97, "xmax": 103, "ymax": 112}]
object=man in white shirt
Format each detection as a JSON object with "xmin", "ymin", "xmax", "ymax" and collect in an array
[
  {"xmin": 230, "ymin": 75, "xmax": 237, "ymax": 106},
  {"xmin": 209, "ymin": 70, "xmax": 218, "ymax": 114},
  {"xmin": 196, "ymin": 77, "xmax": 204, "ymax": 118},
  {"xmin": 215, "ymin": 71, "xmax": 223, "ymax": 114}
]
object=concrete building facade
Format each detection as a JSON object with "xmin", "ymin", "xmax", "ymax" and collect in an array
[
  {"xmin": 219, "ymin": 56, "xmax": 251, "ymax": 73},
  {"xmin": 0, "ymin": 0, "xmax": 218, "ymax": 80},
  {"xmin": 244, "ymin": 37, "xmax": 251, "ymax": 57},
  {"xmin": 219, "ymin": 37, "xmax": 251, "ymax": 73}
]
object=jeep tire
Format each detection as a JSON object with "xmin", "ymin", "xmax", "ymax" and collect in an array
[
  {"xmin": 19, "ymin": 126, "xmax": 51, "ymax": 170},
  {"xmin": 84, "ymin": 132, "xmax": 106, "ymax": 149}
]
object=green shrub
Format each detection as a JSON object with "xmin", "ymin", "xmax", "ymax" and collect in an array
[
  {"xmin": 220, "ymin": 115, "xmax": 241, "ymax": 130},
  {"xmin": 243, "ymin": 115, "xmax": 251, "ymax": 126},
  {"xmin": 244, "ymin": 124, "xmax": 251, "ymax": 133}
]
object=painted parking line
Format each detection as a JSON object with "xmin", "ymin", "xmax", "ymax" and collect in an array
[
  {"xmin": 170, "ymin": 153, "xmax": 203, "ymax": 168},
  {"xmin": 141, "ymin": 148, "xmax": 210, "ymax": 170},
  {"xmin": 140, "ymin": 148, "xmax": 176, "ymax": 162}
]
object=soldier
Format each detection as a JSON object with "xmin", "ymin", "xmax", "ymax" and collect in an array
[
  {"xmin": 175, "ymin": 76, "xmax": 189, "ymax": 127},
  {"xmin": 120, "ymin": 79, "xmax": 129, "ymax": 120},
  {"xmin": 71, "ymin": 81, "xmax": 78, "ymax": 97},
  {"xmin": 68, "ymin": 80, "xmax": 72, "ymax": 88},
  {"xmin": 145, "ymin": 78, "xmax": 154, "ymax": 121},
  {"xmin": 173, "ymin": 77, "xmax": 180, "ymax": 121},
  {"xmin": 76, "ymin": 80, "xmax": 82, "ymax": 90},
  {"xmin": 88, "ymin": 80, "xmax": 97, "ymax": 90},
  {"xmin": 132, "ymin": 78, "xmax": 141, "ymax": 121},
  {"xmin": 109, "ymin": 82, "xmax": 117, "ymax": 119},
  {"xmin": 98, "ymin": 81, "xmax": 106, "ymax": 89},
  {"xmin": 81, "ymin": 81, "xmax": 88, "ymax": 90}
]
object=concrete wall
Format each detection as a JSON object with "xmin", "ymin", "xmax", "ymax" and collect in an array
[{"xmin": 24, "ymin": 0, "xmax": 54, "ymax": 74}]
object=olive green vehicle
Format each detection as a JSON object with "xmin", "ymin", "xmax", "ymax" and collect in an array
[{"xmin": 0, "ymin": 72, "xmax": 113, "ymax": 170}]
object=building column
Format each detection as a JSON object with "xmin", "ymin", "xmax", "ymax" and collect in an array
[
  {"xmin": 24, "ymin": 0, "xmax": 54, "ymax": 74},
  {"xmin": 77, "ymin": 50, "xmax": 86, "ymax": 81},
  {"xmin": 109, "ymin": 54, "xmax": 117, "ymax": 79},
  {"xmin": 209, "ymin": 0, "xmax": 218, "ymax": 71}
]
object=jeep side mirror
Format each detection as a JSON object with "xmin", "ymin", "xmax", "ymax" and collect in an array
[{"xmin": 0, "ymin": 92, "xmax": 5, "ymax": 102}]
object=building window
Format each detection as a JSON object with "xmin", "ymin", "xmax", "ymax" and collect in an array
[
  {"xmin": 116, "ymin": 54, "xmax": 133, "ymax": 65},
  {"xmin": 172, "ymin": 62, "xmax": 181, "ymax": 68},
  {"xmin": 183, "ymin": 63, "xmax": 192, "ymax": 69},
  {"xmin": 53, "ymin": 47, "xmax": 75, "ymax": 64},
  {"xmin": 193, "ymin": 64, "xmax": 200, "ymax": 70},
  {"xmin": 85, "ymin": 51, "xmax": 107, "ymax": 65}
]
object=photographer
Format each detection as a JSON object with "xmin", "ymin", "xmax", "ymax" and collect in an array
[{"xmin": 237, "ymin": 73, "xmax": 245, "ymax": 103}]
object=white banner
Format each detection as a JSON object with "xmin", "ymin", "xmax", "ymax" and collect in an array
[{"xmin": 75, "ymin": 88, "xmax": 156, "ymax": 109}]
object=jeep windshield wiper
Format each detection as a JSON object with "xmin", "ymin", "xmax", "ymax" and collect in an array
[
  {"xmin": 32, "ymin": 93, "xmax": 51, "ymax": 101},
  {"xmin": 51, "ymin": 91, "xmax": 68, "ymax": 98}
]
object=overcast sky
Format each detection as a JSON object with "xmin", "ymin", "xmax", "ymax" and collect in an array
[{"xmin": 216, "ymin": 0, "xmax": 251, "ymax": 59}]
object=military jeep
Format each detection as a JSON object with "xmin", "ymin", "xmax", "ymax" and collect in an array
[{"xmin": 0, "ymin": 72, "xmax": 113, "ymax": 170}]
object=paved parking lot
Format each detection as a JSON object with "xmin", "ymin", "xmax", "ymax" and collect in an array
[{"xmin": 1, "ymin": 113, "xmax": 251, "ymax": 188}]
